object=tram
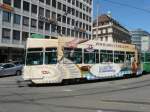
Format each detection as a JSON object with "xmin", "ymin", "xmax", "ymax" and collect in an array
[
  {"xmin": 22, "ymin": 37, "xmax": 142, "ymax": 84},
  {"xmin": 141, "ymin": 52, "xmax": 150, "ymax": 73}
]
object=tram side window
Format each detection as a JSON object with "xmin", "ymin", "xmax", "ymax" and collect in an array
[
  {"xmin": 145, "ymin": 53, "xmax": 150, "ymax": 62},
  {"xmin": 84, "ymin": 49, "xmax": 98, "ymax": 64},
  {"xmin": 114, "ymin": 51, "xmax": 125, "ymax": 63},
  {"xmin": 96, "ymin": 50, "xmax": 99, "ymax": 63},
  {"xmin": 100, "ymin": 50, "xmax": 113, "ymax": 63},
  {"xmin": 45, "ymin": 48, "xmax": 57, "ymax": 64},
  {"xmin": 141, "ymin": 53, "xmax": 144, "ymax": 62},
  {"xmin": 26, "ymin": 48, "xmax": 43, "ymax": 65},
  {"xmin": 64, "ymin": 48, "xmax": 82, "ymax": 64},
  {"xmin": 126, "ymin": 52, "xmax": 135, "ymax": 62}
]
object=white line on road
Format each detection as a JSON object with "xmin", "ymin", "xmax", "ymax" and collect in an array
[{"xmin": 62, "ymin": 89, "xmax": 73, "ymax": 92}]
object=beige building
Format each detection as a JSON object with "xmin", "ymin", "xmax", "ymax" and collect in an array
[{"xmin": 93, "ymin": 14, "xmax": 131, "ymax": 44}]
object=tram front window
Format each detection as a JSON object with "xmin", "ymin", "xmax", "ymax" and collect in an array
[
  {"xmin": 26, "ymin": 48, "xmax": 43, "ymax": 65},
  {"xmin": 45, "ymin": 48, "xmax": 57, "ymax": 64}
]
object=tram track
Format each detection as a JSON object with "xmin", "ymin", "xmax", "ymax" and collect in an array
[{"xmin": 0, "ymin": 75, "xmax": 150, "ymax": 112}]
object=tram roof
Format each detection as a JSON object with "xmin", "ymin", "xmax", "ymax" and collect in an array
[{"xmin": 26, "ymin": 37, "xmax": 136, "ymax": 52}]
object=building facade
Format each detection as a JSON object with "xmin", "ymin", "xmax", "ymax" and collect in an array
[
  {"xmin": 93, "ymin": 14, "xmax": 131, "ymax": 44},
  {"xmin": 141, "ymin": 36, "xmax": 150, "ymax": 52},
  {"xmin": 130, "ymin": 29, "xmax": 150, "ymax": 52},
  {"xmin": 0, "ymin": 0, "xmax": 93, "ymax": 63}
]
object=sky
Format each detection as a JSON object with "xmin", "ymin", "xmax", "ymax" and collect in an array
[{"xmin": 93, "ymin": 0, "xmax": 150, "ymax": 32}]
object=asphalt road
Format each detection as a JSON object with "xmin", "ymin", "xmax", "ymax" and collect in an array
[{"xmin": 0, "ymin": 75, "xmax": 150, "ymax": 112}]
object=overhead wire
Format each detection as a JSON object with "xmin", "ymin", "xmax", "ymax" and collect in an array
[{"xmin": 102, "ymin": 0, "xmax": 150, "ymax": 14}]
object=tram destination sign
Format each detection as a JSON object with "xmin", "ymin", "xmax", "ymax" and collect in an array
[{"xmin": 95, "ymin": 42, "xmax": 132, "ymax": 49}]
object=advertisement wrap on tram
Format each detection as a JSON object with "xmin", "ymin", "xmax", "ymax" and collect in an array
[{"xmin": 22, "ymin": 37, "xmax": 142, "ymax": 84}]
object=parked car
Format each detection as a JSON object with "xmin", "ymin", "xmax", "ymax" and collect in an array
[{"xmin": 0, "ymin": 63, "xmax": 23, "ymax": 76}]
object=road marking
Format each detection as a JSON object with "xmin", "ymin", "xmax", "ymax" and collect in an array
[
  {"xmin": 62, "ymin": 89, "xmax": 73, "ymax": 92},
  {"xmin": 97, "ymin": 110, "xmax": 103, "ymax": 112}
]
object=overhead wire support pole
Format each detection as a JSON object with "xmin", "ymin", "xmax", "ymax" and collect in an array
[{"xmin": 96, "ymin": 0, "xmax": 100, "ymax": 40}]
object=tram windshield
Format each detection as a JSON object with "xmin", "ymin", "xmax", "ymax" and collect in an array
[
  {"xmin": 26, "ymin": 47, "xmax": 57, "ymax": 65},
  {"xmin": 45, "ymin": 48, "xmax": 57, "ymax": 64},
  {"xmin": 26, "ymin": 48, "xmax": 43, "ymax": 65}
]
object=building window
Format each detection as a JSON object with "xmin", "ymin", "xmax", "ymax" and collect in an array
[
  {"xmin": 62, "ymin": 16, "xmax": 66, "ymax": 23},
  {"xmin": 67, "ymin": 0, "xmax": 71, "ymax": 3},
  {"xmin": 76, "ymin": 0, "xmax": 79, "ymax": 7},
  {"xmin": 2, "ymin": 28, "xmax": 10, "ymax": 39},
  {"xmin": 102, "ymin": 29, "xmax": 106, "ymax": 34},
  {"xmin": 79, "ymin": 22, "xmax": 82, "ymax": 28},
  {"xmin": 52, "ymin": 0, "xmax": 56, "ymax": 7},
  {"xmin": 31, "ymin": 4, "xmax": 37, "ymax": 14},
  {"xmin": 72, "ymin": 0, "xmax": 75, "ymax": 5},
  {"xmin": 108, "ymin": 28, "xmax": 113, "ymax": 33},
  {"xmin": 76, "ymin": 21, "xmax": 78, "ymax": 27},
  {"xmin": 86, "ymin": 24, "xmax": 88, "ymax": 30},
  {"xmin": 62, "ymin": 27, "xmax": 66, "ymax": 35},
  {"xmin": 89, "ymin": 17, "xmax": 91, "ymax": 22},
  {"xmin": 13, "ymin": 14, "xmax": 21, "ymax": 24},
  {"xmin": 13, "ymin": 30, "xmax": 20, "ymax": 40},
  {"xmin": 14, "ymin": 0, "xmax": 21, "ymax": 8},
  {"xmin": 105, "ymin": 36, "xmax": 108, "ymax": 41},
  {"xmin": 23, "ymin": 16, "xmax": 29, "ymax": 26},
  {"xmin": 3, "ymin": 0, "xmax": 11, "ymax": 5},
  {"xmin": 83, "ymin": 14, "xmax": 85, "ymax": 20},
  {"xmin": 45, "ymin": 9, "xmax": 50, "ymax": 18},
  {"xmin": 76, "ymin": 10, "xmax": 79, "ymax": 17},
  {"xmin": 80, "ymin": 2, "xmax": 82, "ymax": 9},
  {"xmin": 39, "ymin": 0, "xmax": 44, "ymax": 3},
  {"xmin": 57, "ymin": 2, "xmax": 62, "ymax": 10},
  {"xmin": 22, "ymin": 32, "xmax": 28, "ymax": 41},
  {"xmin": 71, "ymin": 30, "xmax": 74, "ymax": 37},
  {"xmin": 57, "ymin": 14, "xmax": 61, "ymax": 22},
  {"xmin": 39, "ymin": 7, "xmax": 44, "ymax": 16},
  {"xmin": 46, "ymin": 0, "xmax": 51, "ymax": 5},
  {"xmin": 72, "ymin": 8, "xmax": 75, "ymax": 15},
  {"xmin": 89, "ymin": 26, "xmax": 91, "ymax": 31},
  {"xmin": 72, "ymin": 19, "xmax": 75, "ymax": 26},
  {"xmin": 31, "ymin": 19, "xmax": 37, "ymax": 28},
  {"xmin": 57, "ymin": 26, "xmax": 61, "ymax": 33},
  {"xmin": 83, "ymin": 23, "xmax": 85, "ymax": 29},
  {"xmin": 23, "ymin": 1, "xmax": 30, "ymax": 11},
  {"xmin": 63, "ymin": 4, "xmax": 66, "ymax": 12},
  {"xmin": 51, "ymin": 24, "xmax": 56, "ymax": 32},
  {"xmin": 52, "ymin": 12, "xmax": 56, "ymax": 19},
  {"xmin": 38, "ymin": 21, "xmax": 44, "ymax": 29},
  {"xmin": 67, "ymin": 17, "xmax": 70, "ymax": 25},
  {"xmin": 67, "ymin": 7, "xmax": 71, "ymax": 14},
  {"xmin": 83, "ymin": 4, "xmax": 86, "ymax": 11},
  {"xmin": 80, "ymin": 12, "xmax": 82, "ymax": 19},
  {"xmin": 45, "ymin": 22, "xmax": 50, "ymax": 31},
  {"xmin": 67, "ymin": 28, "xmax": 70, "ymax": 36},
  {"xmin": 100, "ymin": 37, "xmax": 103, "ymax": 41},
  {"xmin": 3, "ymin": 11, "xmax": 11, "ymax": 22}
]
